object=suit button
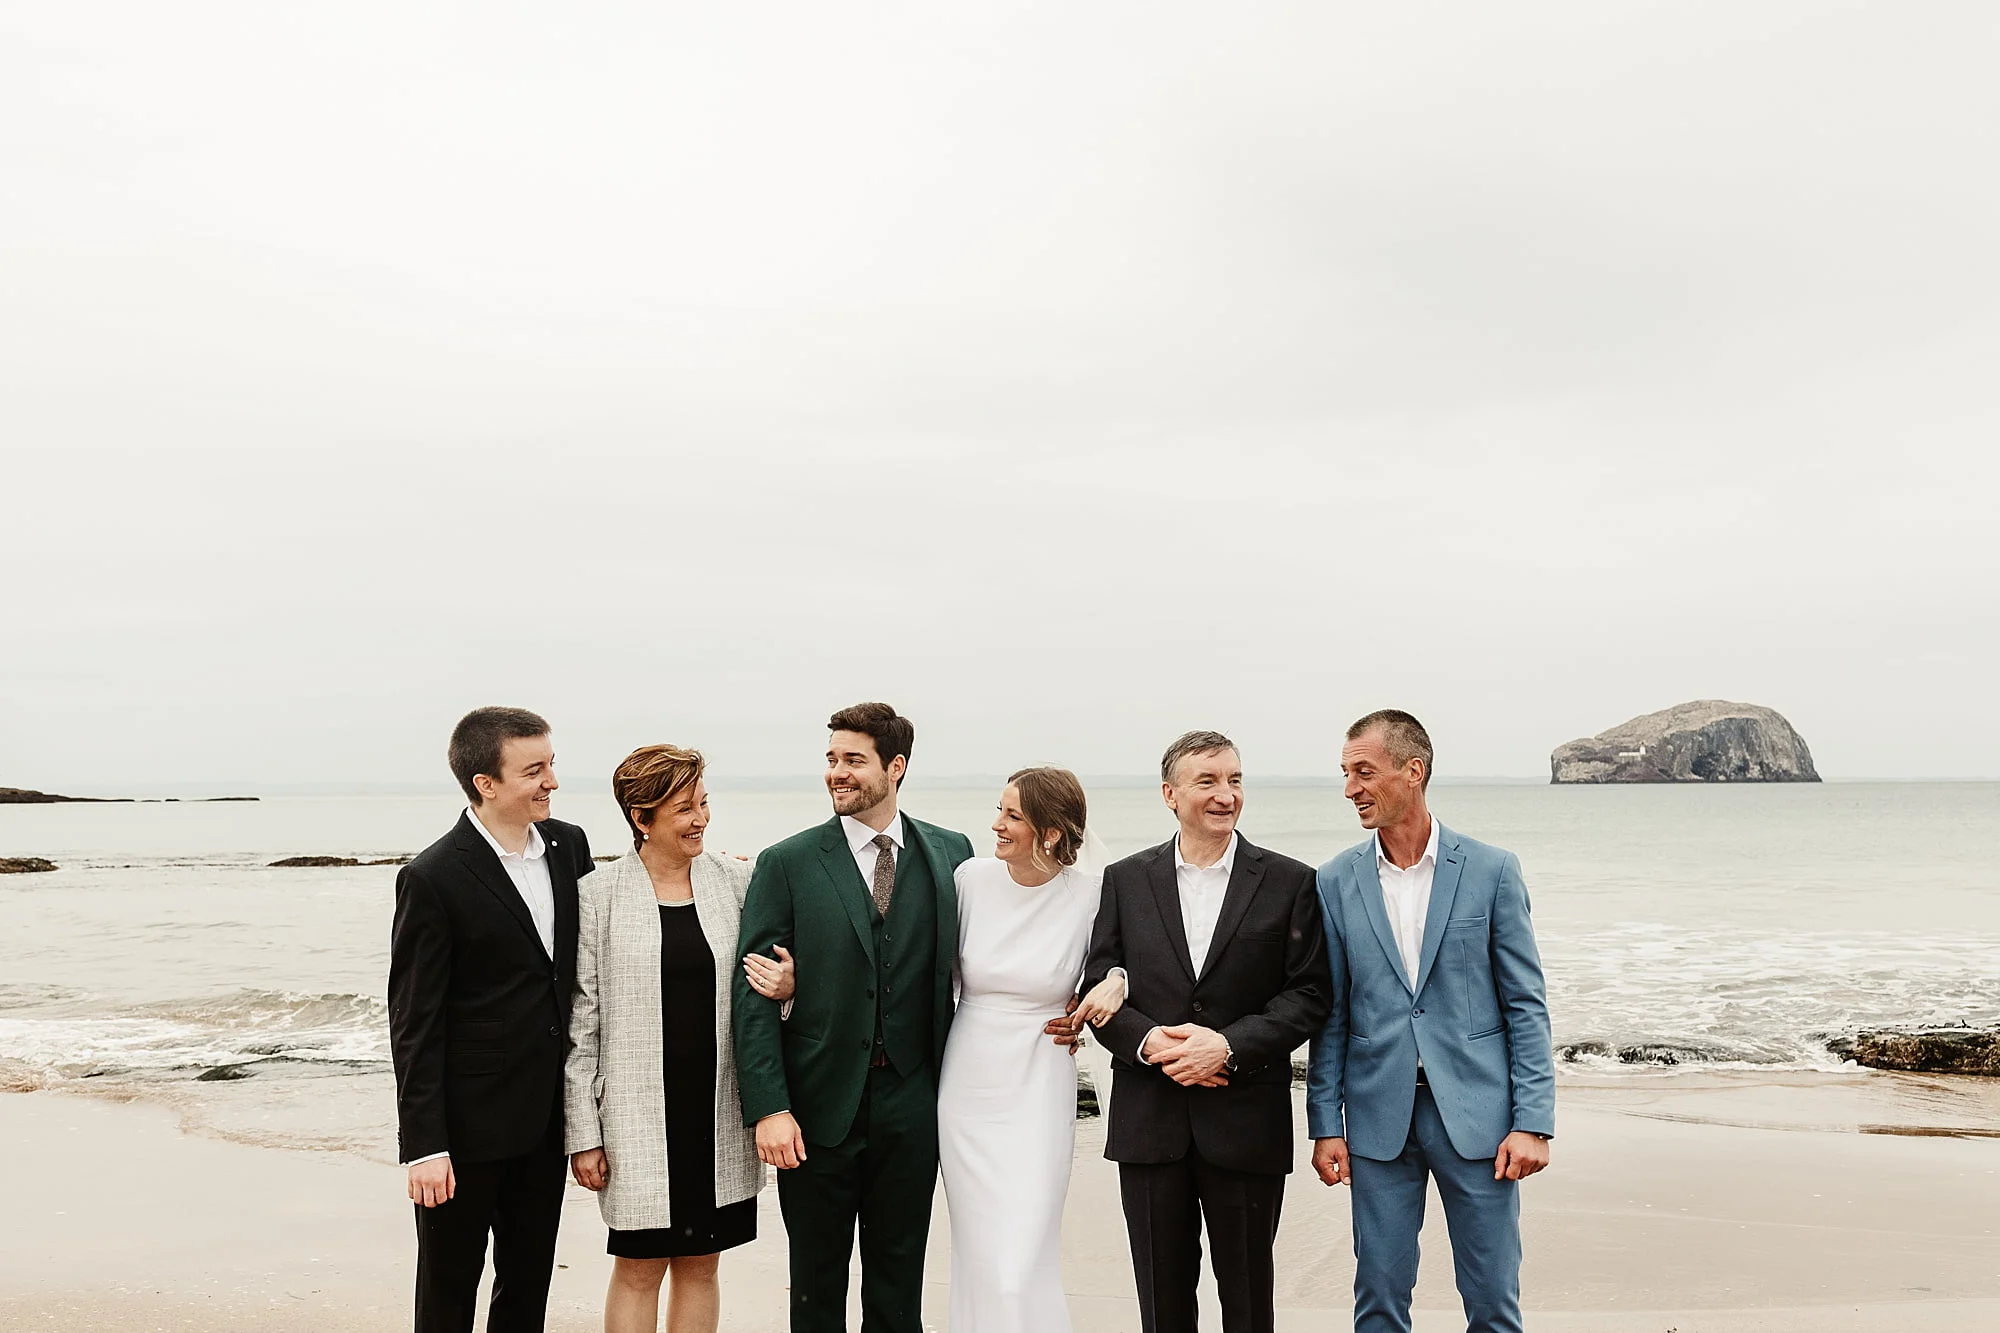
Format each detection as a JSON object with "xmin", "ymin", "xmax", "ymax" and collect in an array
[
  {"xmin": 548, "ymin": 1024, "xmax": 559, "ymax": 1036},
  {"xmin": 1413, "ymin": 1009, "xmax": 1423, "ymax": 1018},
  {"xmin": 1192, "ymin": 1001, "xmax": 1205, "ymax": 1014}
]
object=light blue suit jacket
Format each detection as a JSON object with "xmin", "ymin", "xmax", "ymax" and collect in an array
[{"xmin": 1306, "ymin": 824, "xmax": 1555, "ymax": 1161}]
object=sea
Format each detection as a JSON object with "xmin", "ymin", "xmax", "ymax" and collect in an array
[{"xmin": 4, "ymin": 779, "xmax": 1998, "ymax": 1159}]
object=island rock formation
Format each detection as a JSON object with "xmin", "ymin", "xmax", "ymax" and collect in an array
[
  {"xmin": 1551, "ymin": 700, "xmax": 1819, "ymax": 784},
  {"xmin": 0, "ymin": 787, "xmax": 127, "ymax": 804},
  {"xmin": 0, "ymin": 857, "xmax": 59, "ymax": 874}
]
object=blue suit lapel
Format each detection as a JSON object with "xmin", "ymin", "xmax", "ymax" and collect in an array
[
  {"xmin": 1412, "ymin": 824, "xmax": 1466, "ymax": 999},
  {"xmin": 1355, "ymin": 843, "xmax": 1412, "ymax": 994}
]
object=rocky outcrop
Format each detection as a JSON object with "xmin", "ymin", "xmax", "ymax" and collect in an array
[
  {"xmin": 0, "ymin": 787, "xmax": 128, "ymax": 804},
  {"xmin": 1551, "ymin": 700, "xmax": 1819, "ymax": 784},
  {"xmin": 1828, "ymin": 1027, "xmax": 2000, "ymax": 1077},
  {"xmin": 268, "ymin": 855, "xmax": 412, "ymax": 868},
  {"xmin": 0, "ymin": 857, "xmax": 59, "ymax": 874},
  {"xmin": 1, "ymin": 788, "xmax": 254, "ymax": 803}
]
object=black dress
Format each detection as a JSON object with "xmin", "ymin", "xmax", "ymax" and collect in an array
[{"xmin": 605, "ymin": 899, "xmax": 758, "ymax": 1259}]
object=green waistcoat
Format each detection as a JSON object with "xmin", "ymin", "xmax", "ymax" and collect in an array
[{"xmin": 871, "ymin": 832, "xmax": 937, "ymax": 1075}]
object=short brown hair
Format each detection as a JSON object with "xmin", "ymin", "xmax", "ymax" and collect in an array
[
  {"xmin": 827, "ymin": 702, "xmax": 914, "ymax": 786},
  {"xmin": 448, "ymin": 707, "xmax": 550, "ymax": 805},
  {"xmin": 1160, "ymin": 729, "xmax": 1237, "ymax": 784},
  {"xmin": 1008, "ymin": 766, "xmax": 1088, "ymax": 868},
  {"xmin": 612, "ymin": 744, "xmax": 706, "ymax": 850},
  {"xmin": 1347, "ymin": 709, "xmax": 1434, "ymax": 789}
]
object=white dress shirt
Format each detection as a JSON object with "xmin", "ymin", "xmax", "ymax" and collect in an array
[
  {"xmin": 1176, "ymin": 831, "xmax": 1238, "ymax": 975},
  {"xmin": 842, "ymin": 812, "xmax": 905, "ymax": 898},
  {"xmin": 1138, "ymin": 831, "xmax": 1239, "ymax": 1063},
  {"xmin": 1374, "ymin": 817, "xmax": 1439, "ymax": 990},
  {"xmin": 467, "ymin": 807, "xmax": 557, "ymax": 958}
]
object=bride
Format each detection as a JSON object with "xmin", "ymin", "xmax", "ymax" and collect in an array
[{"xmin": 938, "ymin": 766, "xmax": 1126, "ymax": 1333}]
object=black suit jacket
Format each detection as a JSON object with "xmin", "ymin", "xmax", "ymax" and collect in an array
[
  {"xmin": 1082, "ymin": 833, "xmax": 1331, "ymax": 1175},
  {"xmin": 388, "ymin": 812, "xmax": 593, "ymax": 1165}
]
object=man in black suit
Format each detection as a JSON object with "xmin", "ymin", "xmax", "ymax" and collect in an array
[
  {"xmin": 388, "ymin": 706, "xmax": 594, "ymax": 1333},
  {"xmin": 1080, "ymin": 730, "xmax": 1332, "ymax": 1333}
]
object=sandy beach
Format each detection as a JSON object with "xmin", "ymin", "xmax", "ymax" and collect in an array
[{"xmin": 3, "ymin": 1070, "xmax": 1995, "ymax": 1332}]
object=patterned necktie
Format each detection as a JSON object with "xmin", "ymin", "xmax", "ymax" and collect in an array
[{"xmin": 870, "ymin": 834, "xmax": 896, "ymax": 917}]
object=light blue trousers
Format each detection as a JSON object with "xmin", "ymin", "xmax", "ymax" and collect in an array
[{"xmin": 1347, "ymin": 1084, "xmax": 1523, "ymax": 1333}]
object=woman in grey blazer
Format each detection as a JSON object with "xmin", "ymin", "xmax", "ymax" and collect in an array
[{"xmin": 566, "ymin": 745, "xmax": 789, "ymax": 1333}]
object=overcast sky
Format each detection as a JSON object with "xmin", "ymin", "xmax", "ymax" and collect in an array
[{"xmin": 3, "ymin": 2, "xmax": 1996, "ymax": 791}]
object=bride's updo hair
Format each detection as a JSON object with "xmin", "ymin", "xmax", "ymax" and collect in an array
[{"xmin": 1007, "ymin": 766, "xmax": 1088, "ymax": 869}]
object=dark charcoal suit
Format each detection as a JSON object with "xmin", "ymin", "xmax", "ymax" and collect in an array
[
  {"xmin": 388, "ymin": 811, "xmax": 592, "ymax": 1333},
  {"xmin": 1082, "ymin": 833, "xmax": 1332, "ymax": 1333}
]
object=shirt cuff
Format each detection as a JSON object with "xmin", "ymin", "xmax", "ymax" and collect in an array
[
  {"xmin": 404, "ymin": 1151, "xmax": 450, "ymax": 1167},
  {"xmin": 1138, "ymin": 1024, "xmax": 1162, "ymax": 1064}
]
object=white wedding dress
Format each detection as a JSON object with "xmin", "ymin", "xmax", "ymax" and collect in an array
[{"xmin": 938, "ymin": 855, "xmax": 1102, "ymax": 1333}]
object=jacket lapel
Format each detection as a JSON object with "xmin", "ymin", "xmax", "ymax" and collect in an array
[
  {"xmin": 544, "ymin": 823, "xmax": 578, "ymax": 972},
  {"xmin": 1412, "ymin": 824, "xmax": 1466, "ymax": 999},
  {"xmin": 614, "ymin": 852, "xmax": 664, "ymax": 974},
  {"xmin": 814, "ymin": 817, "xmax": 879, "ymax": 968},
  {"xmin": 688, "ymin": 853, "xmax": 731, "ymax": 980},
  {"xmin": 1197, "ymin": 837, "xmax": 1265, "ymax": 981},
  {"xmin": 1355, "ymin": 842, "xmax": 1413, "ymax": 993},
  {"xmin": 453, "ymin": 812, "xmax": 549, "ymax": 958},
  {"xmin": 1147, "ymin": 841, "xmax": 1197, "ymax": 983},
  {"xmin": 907, "ymin": 817, "xmax": 960, "ymax": 969}
]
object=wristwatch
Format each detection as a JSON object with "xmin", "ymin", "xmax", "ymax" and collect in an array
[{"xmin": 1222, "ymin": 1036, "xmax": 1238, "ymax": 1074}]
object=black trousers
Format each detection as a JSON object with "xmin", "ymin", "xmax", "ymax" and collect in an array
[
  {"xmin": 1119, "ymin": 1151, "xmax": 1286, "ymax": 1333},
  {"xmin": 412, "ymin": 1117, "xmax": 567, "ymax": 1333},
  {"xmin": 776, "ymin": 1059, "xmax": 939, "ymax": 1333}
]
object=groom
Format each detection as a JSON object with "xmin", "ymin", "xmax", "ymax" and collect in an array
[
  {"xmin": 1081, "ymin": 730, "xmax": 1332, "ymax": 1333},
  {"xmin": 733, "ymin": 702, "xmax": 973, "ymax": 1333}
]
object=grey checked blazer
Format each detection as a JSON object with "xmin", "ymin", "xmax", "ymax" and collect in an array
[{"xmin": 564, "ymin": 850, "xmax": 763, "ymax": 1230}]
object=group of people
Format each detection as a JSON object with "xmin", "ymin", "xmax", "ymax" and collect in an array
[{"xmin": 387, "ymin": 701, "xmax": 1555, "ymax": 1333}]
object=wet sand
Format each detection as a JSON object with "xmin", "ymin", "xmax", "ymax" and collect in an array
[{"xmin": 2, "ymin": 1070, "xmax": 1996, "ymax": 1331}]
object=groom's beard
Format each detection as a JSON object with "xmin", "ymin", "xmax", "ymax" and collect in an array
[{"xmin": 829, "ymin": 772, "xmax": 894, "ymax": 820}]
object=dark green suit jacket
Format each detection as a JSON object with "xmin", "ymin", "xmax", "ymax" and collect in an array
[{"xmin": 733, "ymin": 814, "xmax": 972, "ymax": 1145}]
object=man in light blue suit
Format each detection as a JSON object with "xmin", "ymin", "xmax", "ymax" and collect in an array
[{"xmin": 1306, "ymin": 710, "xmax": 1555, "ymax": 1333}]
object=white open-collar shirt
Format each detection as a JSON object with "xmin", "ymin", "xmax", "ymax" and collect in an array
[
  {"xmin": 1175, "ymin": 830, "xmax": 1239, "ymax": 975},
  {"xmin": 466, "ymin": 807, "xmax": 556, "ymax": 959},
  {"xmin": 1373, "ymin": 816, "xmax": 1440, "ymax": 990}
]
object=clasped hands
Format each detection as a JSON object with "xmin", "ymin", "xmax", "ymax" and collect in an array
[
  {"xmin": 1311, "ymin": 1130, "xmax": 1551, "ymax": 1188},
  {"xmin": 1142, "ymin": 1024, "xmax": 1231, "ymax": 1086}
]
